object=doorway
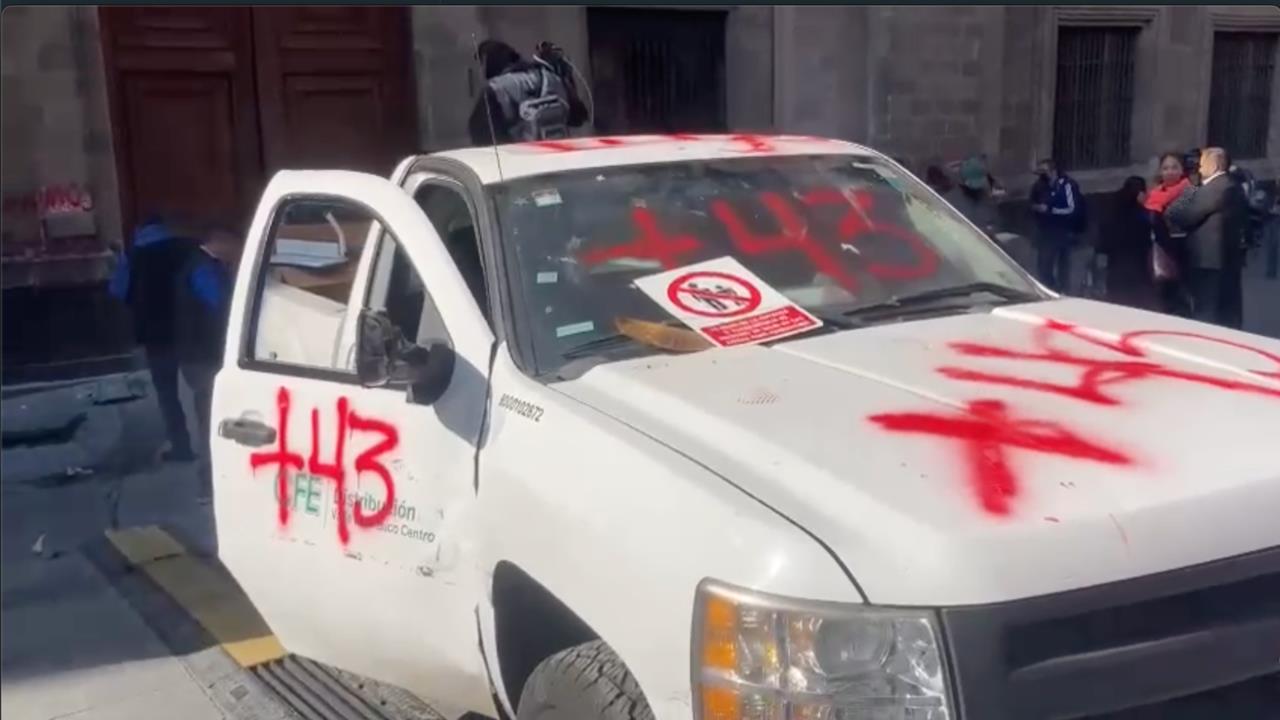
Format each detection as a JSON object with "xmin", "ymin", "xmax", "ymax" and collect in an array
[
  {"xmin": 586, "ymin": 8, "xmax": 728, "ymax": 135},
  {"xmin": 99, "ymin": 7, "xmax": 416, "ymax": 237}
]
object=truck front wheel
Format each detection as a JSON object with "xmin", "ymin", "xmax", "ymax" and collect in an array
[{"xmin": 516, "ymin": 640, "xmax": 655, "ymax": 720}]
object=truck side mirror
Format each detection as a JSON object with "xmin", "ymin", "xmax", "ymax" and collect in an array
[{"xmin": 356, "ymin": 309, "xmax": 453, "ymax": 403}]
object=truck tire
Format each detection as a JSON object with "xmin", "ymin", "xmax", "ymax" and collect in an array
[{"xmin": 516, "ymin": 640, "xmax": 655, "ymax": 720}]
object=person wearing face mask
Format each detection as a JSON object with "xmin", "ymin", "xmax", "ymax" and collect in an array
[
  {"xmin": 1165, "ymin": 147, "xmax": 1248, "ymax": 328},
  {"xmin": 1030, "ymin": 158, "xmax": 1087, "ymax": 292}
]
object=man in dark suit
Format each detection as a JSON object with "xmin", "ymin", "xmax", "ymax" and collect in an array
[{"xmin": 1166, "ymin": 147, "xmax": 1248, "ymax": 328}]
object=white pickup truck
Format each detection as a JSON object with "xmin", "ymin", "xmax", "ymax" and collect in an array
[{"xmin": 212, "ymin": 135, "xmax": 1280, "ymax": 720}]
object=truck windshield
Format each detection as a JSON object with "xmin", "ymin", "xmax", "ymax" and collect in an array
[{"xmin": 491, "ymin": 154, "xmax": 1041, "ymax": 374}]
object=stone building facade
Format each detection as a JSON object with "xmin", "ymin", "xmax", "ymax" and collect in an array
[{"xmin": 2, "ymin": 5, "xmax": 1278, "ymax": 377}]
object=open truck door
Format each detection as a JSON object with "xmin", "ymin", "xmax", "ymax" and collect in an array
[{"xmin": 210, "ymin": 170, "xmax": 496, "ymax": 716}]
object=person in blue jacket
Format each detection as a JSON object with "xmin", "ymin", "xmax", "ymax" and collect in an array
[
  {"xmin": 1030, "ymin": 158, "xmax": 1088, "ymax": 292},
  {"xmin": 109, "ymin": 216, "xmax": 237, "ymax": 467}
]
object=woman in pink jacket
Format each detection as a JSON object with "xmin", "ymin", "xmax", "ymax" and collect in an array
[{"xmin": 1142, "ymin": 153, "xmax": 1194, "ymax": 315}]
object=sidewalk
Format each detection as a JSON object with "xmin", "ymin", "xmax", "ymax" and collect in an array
[
  {"xmin": 0, "ymin": 370, "xmax": 285, "ymax": 720},
  {"xmin": 1, "ymin": 370, "xmax": 443, "ymax": 720}
]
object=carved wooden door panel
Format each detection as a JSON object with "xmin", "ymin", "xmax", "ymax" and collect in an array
[
  {"xmin": 251, "ymin": 7, "xmax": 416, "ymax": 176},
  {"xmin": 99, "ymin": 7, "xmax": 261, "ymax": 233}
]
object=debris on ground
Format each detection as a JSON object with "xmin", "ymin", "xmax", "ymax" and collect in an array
[{"xmin": 30, "ymin": 533, "xmax": 63, "ymax": 560}]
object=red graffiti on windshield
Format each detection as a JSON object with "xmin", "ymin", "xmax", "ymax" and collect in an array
[
  {"xmin": 250, "ymin": 387, "xmax": 400, "ymax": 545},
  {"xmin": 577, "ymin": 186, "xmax": 939, "ymax": 291},
  {"xmin": 870, "ymin": 400, "xmax": 1132, "ymax": 516},
  {"xmin": 802, "ymin": 188, "xmax": 939, "ymax": 280},
  {"xmin": 579, "ymin": 207, "xmax": 702, "ymax": 270},
  {"xmin": 712, "ymin": 192, "xmax": 860, "ymax": 292}
]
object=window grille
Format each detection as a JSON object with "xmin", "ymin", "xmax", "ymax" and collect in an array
[
  {"xmin": 1208, "ymin": 32, "xmax": 1277, "ymax": 160},
  {"xmin": 1052, "ymin": 27, "xmax": 1139, "ymax": 170}
]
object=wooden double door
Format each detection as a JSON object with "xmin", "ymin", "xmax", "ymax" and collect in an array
[{"xmin": 100, "ymin": 7, "xmax": 416, "ymax": 237}]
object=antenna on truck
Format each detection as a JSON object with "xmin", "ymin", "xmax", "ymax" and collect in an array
[{"xmin": 471, "ymin": 33, "xmax": 507, "ymax": 183}]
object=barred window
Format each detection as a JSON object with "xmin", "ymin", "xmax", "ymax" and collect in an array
[
  {"xmin": 1052, "ymin": 27, "xmax": 1139, "ymax": 170},
  {"xmin": 1208, "ymin": 32, "xmax": 1277, "ymax": 160}
]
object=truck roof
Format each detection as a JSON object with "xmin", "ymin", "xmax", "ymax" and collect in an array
[{"xmin": 428, "ymin": 134, "xmax": 876, "ymax": 185}]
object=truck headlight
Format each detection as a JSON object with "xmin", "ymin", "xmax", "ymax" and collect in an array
[{"xmin": 694, "ymin": 580, "xmax": 951, "ymax": 720}]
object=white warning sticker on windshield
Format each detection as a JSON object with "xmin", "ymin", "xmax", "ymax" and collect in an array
[{"xmin": 633, "ymin": 256, "xmax": 822, "ymax": 348}]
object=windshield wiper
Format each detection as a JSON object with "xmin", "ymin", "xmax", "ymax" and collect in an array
[
  {"xmin": 560, "ymin": 333, "xmax": 641, "ymax": 360},
  {"xmin": 563, "ymin": 312, "xmax": 859, "ymax": 358},
  {"xmin": 841, "ymin": 282, "xmax": 1041, "ymax": 320}
]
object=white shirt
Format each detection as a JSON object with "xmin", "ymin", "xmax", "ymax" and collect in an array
[{"xmin": 1201, "ymin": 170, "xmax": 1226, "ymax": 186}]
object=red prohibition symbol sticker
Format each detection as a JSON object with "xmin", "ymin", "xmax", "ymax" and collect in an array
[{"xmin": 666, "ymin": 270, "xmax": 763, "ymax": 318}]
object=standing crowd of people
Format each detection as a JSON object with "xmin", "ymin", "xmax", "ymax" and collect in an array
[
  {"xmin": 1096, "ymin": 146, "xmax": 1253, "ymax": 328},
  {"xmin": 925, "ymin": 146, "xmax": 1266, "ymax": 330}
]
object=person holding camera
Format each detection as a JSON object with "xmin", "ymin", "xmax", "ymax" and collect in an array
[{"xmin": 468, "ymin": 39, "xmax": 589, "ymax": 146}]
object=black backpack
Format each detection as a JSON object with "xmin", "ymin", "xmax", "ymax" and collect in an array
[{"xmin": 515, "ymin": 68, "xmax": 570, "ymax": 142}]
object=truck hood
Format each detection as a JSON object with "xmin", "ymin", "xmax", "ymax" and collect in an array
[{"xmin": 554, "ymin": 299, "xmax": 1280, "ymax": 605}]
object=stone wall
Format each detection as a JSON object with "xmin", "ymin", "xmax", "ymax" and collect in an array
[
  {"xmin": 866, "ymin": 6, "xmax": 994, "ymax": 169},
  {"xmin": 1, "ymin": 6, "xmax": 120, "ymax": 286},
  {"xmin": 2, "ymin": 7, "xmax": 133, "ymax": 375}
]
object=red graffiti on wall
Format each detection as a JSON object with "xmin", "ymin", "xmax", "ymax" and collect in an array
[
  {"xmin": 869, "ymin": 400, "xmax": 1133, "ymax": 516},
  {"xmin": 577, "ymin": 187, "xmax": 939, "ymax": 293},
  {"xmin": 522, "ymin": 134, "xmax": 839, "ymax": 154},
  {"xmin": 939, "ymin": 320, "xmax": 1280, "ymax": 406},
  {"xmin": 250, "ymin": 387, "xmax": 400, "ymax": 545},
  {"xmin": 2, "ymin": 183, "xmax": 94, "ymax": 217},
  {"xmin": 868, "ymin": 320, "xmax": 1280, "ymax": 517}
]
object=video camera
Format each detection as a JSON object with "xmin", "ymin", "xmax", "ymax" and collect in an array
[{"xmin": 533, "ymin": 41, "xmax": 573, "ymax": 79}]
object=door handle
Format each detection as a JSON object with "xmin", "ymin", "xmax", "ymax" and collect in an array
[{"xmin": 218, "ymin": 418, "xmax": 277, "ymax": 448}]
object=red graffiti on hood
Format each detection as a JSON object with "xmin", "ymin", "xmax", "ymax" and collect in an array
[
  {"xmin": 868, "ymin": 321, "xmax": 1280, "ymax": 517},
  {"xmin": 870, "ymin": 400, "xmax": 1133, "ymax": 516},
  {"xmin": 250, "ymin": 387, "xmax": 399, "ymax": 545},
  {"xmin": 939, "ymin": 320, "xmax": 1280, "ymax": 405}
]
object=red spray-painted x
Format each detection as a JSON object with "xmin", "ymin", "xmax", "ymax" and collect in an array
[{"xmin": 868, "ymin": 399, "xmax": 1133, "ymax": 516}]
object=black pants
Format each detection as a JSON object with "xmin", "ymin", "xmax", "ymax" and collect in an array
[
  {"xmin": 1036, "ymin": 228, "xmax": 1077, "ymax": 293},
  {"xmin": 1188, "ymin": 267, "xmax": 1243, "ymax": 329},
  {"xmin": 145, "ymin": 346, "xmax": 218, "ymax": 458}
]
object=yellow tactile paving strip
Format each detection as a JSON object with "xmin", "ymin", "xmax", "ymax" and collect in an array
[{"xmin": 105, "ymin": 525, "xmax": 286, "ymax": 668}]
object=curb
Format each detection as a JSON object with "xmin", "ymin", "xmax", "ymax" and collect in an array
[
  {"xmin": 103, "ymin": 525, "xmax": 286, "ymax": 668},
  {"xmin": 83, "ymin": 527, "xmax": 298, "ymax": 720}
]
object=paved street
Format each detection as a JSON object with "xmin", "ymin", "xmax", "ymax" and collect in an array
[
  {"xmin": 1, "ymin": 366, "xmax": 447, "ymax": 720},
  {"xmin": 0, "ymin": 372, "xmax": 287, "ymax": 720},
  {"xmin": 1, "ymin": 263, "xmax": 1277, "ymax": 720}
]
